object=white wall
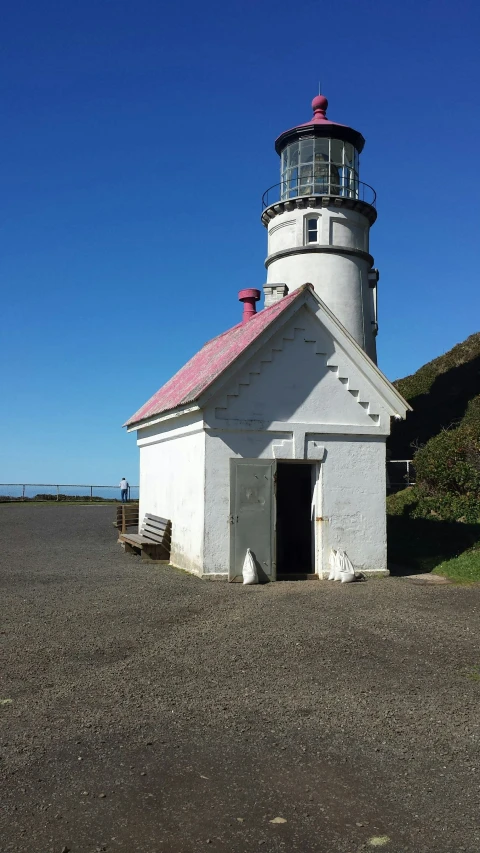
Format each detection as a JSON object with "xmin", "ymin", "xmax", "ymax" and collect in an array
[
  {"xmin": 203, "ymin": 429, "xmax": 387, "ymax": 577},
  {"xmin": 319, "ymin": 435, "xmax": 387, "ymax": 575},
  {"xmin": 267, "ymin": 206, "xmax": 369, "ymax": 256},
  {"xmin": 137, "ymin": 412, "xmax": 206, "ymax": 574},
  {"xmin": 265, "ymin": 204, "xmax": 377, "ymax": 361}
]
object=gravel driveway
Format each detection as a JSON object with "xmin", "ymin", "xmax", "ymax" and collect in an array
[{"xmin": 0, "ymin": 504, "xmax": 479, "ymax": 853}]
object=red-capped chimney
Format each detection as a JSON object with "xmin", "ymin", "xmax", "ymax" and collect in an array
[{"xmin": 238, "ymin": 288, "xmax": 260, "ymax": 323}]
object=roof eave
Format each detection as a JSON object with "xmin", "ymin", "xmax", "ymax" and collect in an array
[
  {"xmin": 125, "ymin": 404, "xmax": 202, "ymax": 433},
  {"xmin": 275, "ymin": 123, "xmax": 365, "ymax": 155}
]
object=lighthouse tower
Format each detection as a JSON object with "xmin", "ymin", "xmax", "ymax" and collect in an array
[{"xmin": 262, "ymin": 94, "xmax": 378, "ymax": 362}]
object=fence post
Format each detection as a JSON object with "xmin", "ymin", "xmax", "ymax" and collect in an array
[
  {"xmin": 56, "ymin": 485, "xmax": 59, "ymax": 502},
  {"xmin": 406, "ymin": 460, "xmax": 410, "ymax": 487},
  {"xmin": 90, "ymin": 485, "xmax": 93, "ymax": 502},
  {"xmin": 22, "ymin": 484, "xmax": 25, "ymax": 501}
]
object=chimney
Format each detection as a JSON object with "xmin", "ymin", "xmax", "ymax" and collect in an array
[
  {"xmin": 263, "ymin": 283, "xmax": 289, "ymax": 307},
  {"xmin": 239, "ymin": 288, "xmax": 260, "ymax": 323}
]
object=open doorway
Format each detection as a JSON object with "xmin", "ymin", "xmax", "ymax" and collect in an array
[{"xmin": 276, "ymin": 462, "xmax": 315, "ymax": 577}]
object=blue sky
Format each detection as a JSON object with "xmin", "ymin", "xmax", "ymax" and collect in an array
[{"xmin": 2, "ymin": 0, "xmax": 479, "ymax": 484}]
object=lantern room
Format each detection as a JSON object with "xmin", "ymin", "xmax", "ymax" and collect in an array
[
  {"xmin": 263, "ymin": 94, "xmax": 375, "ymax": 209},
  {"xmin": 280, "ymin": 136, "xmax": 359, "ymax": 200}
]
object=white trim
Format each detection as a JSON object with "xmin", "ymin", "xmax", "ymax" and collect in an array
[
  {"xmin": 205, "ymin": 423, "xmax": 389, "ymax": 437},
  {"xmin": 126, "ymin": 405, "xmax": 201, "ymax": 433},
  {"xmin": 137, "ymin": 426, "xmax": 205, "ymax": 448}
]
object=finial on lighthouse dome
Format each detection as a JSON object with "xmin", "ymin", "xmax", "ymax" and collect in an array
[
  {"xmin": 274, "ymin": 91, "xmax": 365, "ymax": 154},
  {"xmin": 311, "ymin": 94, "xmax": 328, "ymax": 120}
]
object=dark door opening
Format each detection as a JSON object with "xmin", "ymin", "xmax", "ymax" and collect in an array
[{"xmin": 276, "ymin": 462, "xmax": 314, "ymax": 575}]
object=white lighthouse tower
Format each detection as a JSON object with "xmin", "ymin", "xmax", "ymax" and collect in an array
[{"xmin": 262, "ymin": 94, "xmax": 378, "ymax": 362}]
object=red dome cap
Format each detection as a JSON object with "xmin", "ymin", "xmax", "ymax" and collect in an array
[
  {"xmin": 311, "ymin": 94, "xmax": 328, "ymax": 118},
  {"xmin": 274, "ymin": 93, "xmax": 365, "ymax": 155}
]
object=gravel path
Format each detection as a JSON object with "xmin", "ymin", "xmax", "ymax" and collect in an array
[{"xmin": 0, "ymin": 504, "xmax": 479, "ymax": 853}]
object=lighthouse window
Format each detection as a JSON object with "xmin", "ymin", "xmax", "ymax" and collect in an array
[
  {"xmin": 344, "ymin": 142, "xmax": 354, "ymax": 168},
  {"xmin": 306, "ymin": 217, "xmax": 318, "ymax": 243},
  {"xmin": 331, "ymin": 139, "xmax": 343, "ymax": 164},
  {"xmin": 281, "ymin": 138, "xmax": 360, "ymax": 201}
]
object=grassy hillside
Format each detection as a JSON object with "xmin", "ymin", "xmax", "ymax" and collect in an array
[
  {"xmin": 387, "ymin": 332, "xmax": 480, "ymax": 581},
  {"xmin": 388, "ymin": 332, "xmax": 480, "ymax": 459}
]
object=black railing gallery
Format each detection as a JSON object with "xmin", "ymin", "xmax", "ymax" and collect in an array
[{"xmin": 262, "ymin": 175, "xmax": 377, "ymax": 209}]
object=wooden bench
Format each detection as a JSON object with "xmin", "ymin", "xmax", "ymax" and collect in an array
[
  {"xmin": 119, "ymin": 513, "xmax": 171, "ymax": 562},
  {"xmin": 113, "ymin": 503, "xmax": 139, "ymax": 534}
]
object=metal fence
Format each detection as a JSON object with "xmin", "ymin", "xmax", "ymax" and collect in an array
[
  {"xmin": 386, "ymin": 460, "xmax": 415, "ymax": 494},
  {"xmin": 0, "ymin": 484, "xmax": 139, "ymax": 502}
]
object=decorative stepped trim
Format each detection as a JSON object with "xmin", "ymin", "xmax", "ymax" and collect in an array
[
  {"xmin": 214, "ymin": 327, "xmax": 380, "ymax": 425},
  {"xmin": 272, "ymin": 439, "xmax": 293, "ymax": 459},
  {"xmin": 326, "ymin": 363, "xmax": 379, "ymax": 423},
  {"xmin": 214, "ymin": 328, "xmax": 306, "ymax": 419}
]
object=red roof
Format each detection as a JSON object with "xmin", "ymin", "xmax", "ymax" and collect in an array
[{"xmin": 125, "ymin": 287, "xmax": 306, "ymax": 427}]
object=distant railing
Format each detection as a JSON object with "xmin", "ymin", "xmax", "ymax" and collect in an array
[
  {"xmin": 386, "ymin": 461, "xmax": 415, "ymax": 494},
  {"xmin": 0, "ymin": 484, "xmax": 139, "ymax": 502},
  {"xmin": 262, "ymin": 174, "xmax": 377, "ymax": 209}
]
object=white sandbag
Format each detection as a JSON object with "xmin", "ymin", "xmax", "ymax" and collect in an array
[
  {"xmin": 328, "ymin": 549, "xmax": 337, "ymax": 580},
  {"xmin": 339, "ymin": 551, "xmax": 356, "ymax": 583},
  {"xmin": 333, "ymin": 550, "xmax": 344, "ymax": 581},
  {"xmin": 242, "ymin": 548, "xmax": 259, "ymax": 585}
]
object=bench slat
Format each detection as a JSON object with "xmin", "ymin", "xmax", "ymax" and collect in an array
[
  {"xmin": 143, "ymin": 515, "xmax": 169, "ymax": 528},
  {"xmin": 121, "ymin": 533, "xmax": 145, "ymax": 545},
  {"xmin": 141, "ymin": 530, "xmax": 171, "ymax": 544},
  {"xmin": 142, "ymin": 521, "xmax": 170, "ymax": 532},
  {"xmin": 142, "ymin": 518, "xmax": 168, "ymax": 530},
  {"xmin": 141, "ymin": 525, "xmax": 169, "ymax": 539},
  {"xmin": 114, "ymin": 504, "xmax": 140, "ymax": 533}
]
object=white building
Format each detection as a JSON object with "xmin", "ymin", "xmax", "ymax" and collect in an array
[{"xmin": 125, "ymin": 94, "xmax": 410, "ymax": 581}]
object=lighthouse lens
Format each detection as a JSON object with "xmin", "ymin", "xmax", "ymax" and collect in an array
[{"xmin": 280, "ymin": 138, "xmax": 360, "ymax": 201}]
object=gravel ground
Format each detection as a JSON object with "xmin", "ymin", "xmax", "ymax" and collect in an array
[{"xmin": 0, "ymin": 504, "xmax": 479, "ymax": 853}]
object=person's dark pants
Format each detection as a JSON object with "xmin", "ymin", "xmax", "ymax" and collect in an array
[{"xmin": 121, "ymin": 489, "xmax": 128, "ymax": 503}]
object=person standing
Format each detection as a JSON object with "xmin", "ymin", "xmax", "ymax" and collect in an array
[{"xmin": 120, "ymin": 477, "xmax": 129, "ymax": 503}]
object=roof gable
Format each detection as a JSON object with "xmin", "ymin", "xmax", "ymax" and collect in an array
[
  {"xmin": 125, "ymin": 284, "xmax": 410, "ymax": 429},
  {"xmin": 209, "ymin": 309, "xmax": 382, "ymax": 428}
]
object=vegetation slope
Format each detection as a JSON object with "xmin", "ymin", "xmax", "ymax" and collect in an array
[{"xmin": 387, "ymin": 333, "xmax": 480, "ymax": 581}]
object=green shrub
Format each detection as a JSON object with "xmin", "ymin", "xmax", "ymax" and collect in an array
[
  {"xmin": 461, "ymin": 394, "xmax": 480, "ymax": 428},
  {"xmin": 386, "ymin": 487, "xmax": 418, "ymax": 516},
  {"xmin": 414, "ymin": 492, "xmax": 480, "ymax": 524},
  {"xmin": 412, "ymin": 423, "xmax": 480, "ymax": 523}
]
